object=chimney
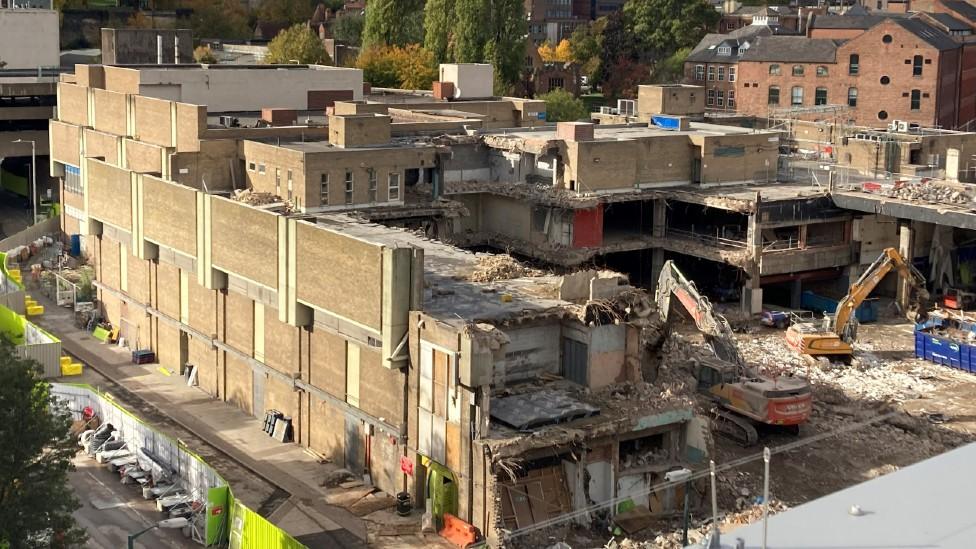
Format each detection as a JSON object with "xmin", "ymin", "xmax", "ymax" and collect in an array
[{"xmin": 556, "ymin": 121, "xmax": 595, "ymax": 142}]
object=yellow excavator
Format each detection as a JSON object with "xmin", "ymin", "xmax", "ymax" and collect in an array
[
  {"xmin": 655, "ymin": 261, "xmax": 812, "ymax": 445},
  {"xmin": 785, "ymin": 247, "xmax": 929, "ymax": 357}
]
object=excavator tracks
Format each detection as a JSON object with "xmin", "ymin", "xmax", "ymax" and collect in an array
[{"xmin": 712, "ymin": 409, "xmax": 759, "ymax": 447}]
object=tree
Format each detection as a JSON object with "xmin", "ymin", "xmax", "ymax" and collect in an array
[
  {"xmin": 194, "ymin": 45, "xmax": 218, "ymax": 64},
  {"xmin": 266, "ymin": 24, "xmax": 332, "ymax": 64},
  {"xmin": 0, "ymin": 340, "xmax": 86, "ymax": 547},
  {"xmin": 258, "ymin": 0, "xmax": 313, "ymax": 25},
  {"xmin": 602, "ymin": 56, "xmax": 649, "ymax": 100},
  {"xmin": 651, "ymin": 46, "xmax": 690, "ymax": 84},
  {"xmin": 569, "ymin": 19, "xmax": 605, "ymax": 83},
  {"xmin": 332, "ymin": 13, "xmax": 364, "ymax": 46},
  {"xmin": 423, "ymin": 0, "xmax": 455, "ymax": 64},
  {"xmin": 361, "ymin": 0, "xmax": 424, "ymax": 49},
  {"xmin": 188, "ymin": 0, "xmax": 251, "ymax": 40},
  {"xmin": 623, "ymin": 0, "xmax": 719, "ymax": 62},
  {"xmin": 538, "ymin": 39, "xmax": 572, "ymax": 63},
  {"xmin": 598, "ymin": 11, "xmax": 637, "ymax": 86},
  {"xmin": 452, "ymin": 0, "xmax": 527, "ymax": 89},
  {"xmin": 538, "ymin": 89, "xmax": 588, "ymax": 122},
  {"xmin": 356, "ymin": 45, "xmax": 438, "ymax": 89},
  {"xmin": 126, "ymin": 10, "xmax": 153, "ymax": 29}
]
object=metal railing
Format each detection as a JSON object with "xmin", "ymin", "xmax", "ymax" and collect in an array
[
  {"xmin": 666, "ymin": 227, "xmax": 748, "ymax": 249},
  {"xmin": 762, "ymin": 235, "xmax": 845, "ymax": 252}
]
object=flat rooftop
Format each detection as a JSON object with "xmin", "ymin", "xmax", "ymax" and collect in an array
[
  {"xmin": 486, "ymin": 121, "xmax": 774, "ymax": 142},
  {"xmin": 728, "ymin": 443, "xmax": 976, "ymax": 549},
  {"xmin": 314, "ymin": 215, "xmax": 572, "ymax": 324},
  {"xmin": 257, "ymin": 137, "xmax": 439, "ymax": 153}
]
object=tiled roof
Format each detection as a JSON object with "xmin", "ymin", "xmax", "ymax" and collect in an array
[
  {"xmin": 896, "ymin": 17, "xmax": 960, "ymax": 51},
  {"xmin": 944, "ymin": 0, "xmax": 976, "ymax": 23},
  {"xmin": 738, "ymin": 36, "xmax": 838, "ymax": 63},
  {"xmin": 924, "ymin": 11, "xmax": 971, "ymax": 32}
]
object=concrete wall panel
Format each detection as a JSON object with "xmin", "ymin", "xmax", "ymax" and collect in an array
[
  {"xmin": 211, "ymin": 198, "xmax": 278, "ymax": 288},
  {"xmin": 308, "ymin": 328, "xmax": 346, "ymax": 399},
  {"xmin": 156, "ymin": 320, "xmax": 181, "ymax": 370},
  {"xmin": 50, "ymin": 121, "xmax": 81, "ymax": 167},
  {"xmin": 134, "ymin": 95, "xmax": 174, "ymax": 148},
  {"xmin": 58, "ymin": 83, "xmax": 89, "ymax": 126},
  {"xmin": 295, "ymin": 222, "xmax": 382, "ymax": 329},
  {"xmin": 308, "ymin": 396, "xmax": 343, "ymax": 463},
  {"xmin": 87, "ymin": 159, "xmax": 132, "ymax": 230},
  {"xmin": 142, "ymin": 176, "xmax": 197, "ymax": 256},
  {"xmin": 176, "ymin": 103, "xmax": 206, "ymax": 153},
  {"xmin": 264, "ymin": 312, "xmax": 298, "ymax": 376},
  {"xmin": 155, "ymin": 262, "xmax": 181, "ymax": 319},
  {"xmin": 85, "ymin": 129, "xmax": 121, "ymax": 166},
  {"xmin": 225, "ymin": 353, "xmax": 253, "ymax": 415},
  {"xmin": 188, "ymin": 278, "xmax": 217, "ymax": 336},
  {"xmin": 125, "ymin": 139, "xmax": 163, "ymax": 174},
  {"xmin": 92, "ymin": 89, "xmax": 128, "ymax": 136},
  {"xmin": 224, "ymin": 290, "xmax": 254, "ymax": 356},
  {"xmin": 357, "ymin": 347, "xmax": 401, "ymax": 423},
  {"xmin": 190, "ymin": 336, "xmax": 218, "ymax": 396}
]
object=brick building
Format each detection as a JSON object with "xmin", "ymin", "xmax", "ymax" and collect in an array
[{"xmin": 688, "ymin": 12, "xmax": 967, "ymax": 128}]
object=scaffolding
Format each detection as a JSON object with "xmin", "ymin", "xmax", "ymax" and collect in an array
[{"xmin": 767, "ymin": 104, "xmax": 853, "ymax": 182}]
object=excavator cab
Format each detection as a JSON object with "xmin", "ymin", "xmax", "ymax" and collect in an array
[{"xmin": 694, "ymin": 359, "xmax": 736, "ymax": 392}]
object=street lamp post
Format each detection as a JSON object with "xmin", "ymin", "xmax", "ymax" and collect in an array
[
  {"xmin": 127, "ymin": 517, "xmax": 188, "ymax": 549},
  {"xmin": 12, "ymin": 139, "xmax": 36, "ymax": 224}
]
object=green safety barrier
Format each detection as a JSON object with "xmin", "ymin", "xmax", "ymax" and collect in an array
[
  {"xmin": 0, "ymin": 303, "xmax": 27, "ymax": 344},
  {"xmin": 0, "ymin": 168, "xmax": 28, "ymax": 197},
  {"xmin": 0, "ymin": 252, "xmax": 25, "ymax": 291},
  {"xmin": 59, "ymin": 383, "xmax": 307, "ymax": 548}
]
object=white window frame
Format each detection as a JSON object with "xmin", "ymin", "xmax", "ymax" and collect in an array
[
  {"xmin": 695, "ymin": 65, "xmax": 705, "ymax": 81},
  {"xmin": 320, "ymin": 173, "xmax": 329, "ymax": 205},
  {"xmin": 344, "ymin": 171, "xmax": 354, "ymax": 204},
  {"xmin": 728, "ymin": 67, "xmax": 736, "ymax": 82},
  {"xmin": 728, "ymin": 90, "xmax": 735, "ymax": 109},
  {"xmin": 707, "ymin": 66, "xmax": 716, "ymax": 81},
  {"xmin": 707, "ymin": 89, "xmax": 715, "ymax": 106},
  {"xmin": 388, "ymin": 173, "xmax": 400, "ymax": 201},
  {"xmin": 367, "ymin": 169, "xmax": 377, "ymax": 202}
]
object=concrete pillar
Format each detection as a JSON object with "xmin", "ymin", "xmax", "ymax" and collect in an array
[
  {"xmin": 896, "ymin": 221, "xmax": 914, "ymax": 310},
  {"xmin": 790, "ymin": 279, "xmax": 802, "ymax": 309},
  {"xmin": 650, "ymin": 199, "xmax": 666, "ymax": 282},
  {"xmin": 742, "ymin": 205, "xmax": 763, "ymax": 315}
]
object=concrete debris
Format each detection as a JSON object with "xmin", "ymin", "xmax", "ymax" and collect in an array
[
  {"xmin": 469, "ymin": 254, "xmax": 542, "ymax": 282},
  {"xmin": 231, "ymin": 188, "xmax": 295, "ymax": 213},
  {"xmin": 886, "ymin": 180, "xmax": 973, "ymax": 205}
]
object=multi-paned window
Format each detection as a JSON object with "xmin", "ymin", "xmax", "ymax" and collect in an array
[
  {"xmin": 320, "ymin": 173, "xmax": 329, "ymax": 205},
  {"xmin": 388, "ymin": 173, "xmax": 400, "ymax": 201},
  {"xmin": 344, "ymin": 171, "xmax": 354, "ymax": 204}
]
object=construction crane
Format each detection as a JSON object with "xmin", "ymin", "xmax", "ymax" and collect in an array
[
  {"xmin": 655, "ymin": 261, "xmax": 812, "ymax": 445},
  {"xmin": 785, "ymin": 247, "xmax": 929, "ymax": 358}
]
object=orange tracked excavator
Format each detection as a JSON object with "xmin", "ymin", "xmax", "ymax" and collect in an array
[
  {"xmin": 785, "ymin": 247, "xmax": 929, "ymax": 358},
  {"xmin": 655, "ymin": 261, "xmax": 812, "ymax": 445}
]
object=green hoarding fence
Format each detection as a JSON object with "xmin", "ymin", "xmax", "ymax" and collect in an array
[{"xmin": 228, "ymin": 493, "xmax": 306, "ymax": 549}]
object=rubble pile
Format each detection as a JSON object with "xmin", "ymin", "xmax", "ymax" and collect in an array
[
  {"xmin": 231, "ymin": 189, "xmax": 295, "ymax": 213},
  {"xmin": 469, "ymin": 254, "xmax": 543, "ymax": 282},
  {"xmin": 888, "ymin": 180, "xmax": 972, "ymax": 205}
]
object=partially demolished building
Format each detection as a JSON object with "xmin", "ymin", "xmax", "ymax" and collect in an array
[{"xmin": 49, "ymin": 61, "xmax": 976, "ymax": 543}]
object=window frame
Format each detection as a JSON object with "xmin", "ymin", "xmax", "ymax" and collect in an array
[
  {"xmin": 814, "ymin": 87, "xmax": 828, "ymax": 106},
  {"xmin": 728, "ymin": 90, "xmax": 736, "ymax": 109},
  {"xmin": 791, "ymin": 86, "xmax": 804, "ymax": 106},
  {"xmin": 913, "ymin": 55, "xmax": 923, "ymax": 77},
  {"xmin": 849, "ymin": 54, "xmax": 859, "ymax": 75},
  {"xmin": 388, "ymin": 172, "xmax": 400, "ymax": 201},
  {"xmin": 847, "ymin": 87, "xmax": 858, "ymax": 107},
  {"xmin": 769, "ymin": 64, "xmax": 781, "ymax": 76},
  {"xmin": 816, "ymin": 65, "xmax": 828, "ymax": 77},
  {"xmin": 695, "ymin": 64, "xmax": 705, "ymax": 81},
  {"xmin": 792, "ymin": 65, "xmax": 804, "ymax": 76},
  {"xmin": 910, "ymin": 89, "xmax": 921, "ymax": 111},
  {"xmin": 717, "ymin": 66, "xmax": 726, "ymax": 81},
  {"xmin": 728, "ymin": 66, "xmax": 736, "ymax": 82},
  {"xmin": 717, "ymin": 90, "xmax": 725, "ymax": 107},
  {"xmin": 707, "ymin": 66, "xmax": 716, "ymax": 81},
  {"xmin": 707, "ymin": 88, "xmax": 715, "ymax": 106},
  {"xmin": 344, "ymin": 171, "xmax": 354, "ymax": 204},
  {"xmin": 768, "ymin": 86, "xmax": 780, "ymax": 106},
  {"xmin": 320, "ymin": 173, "xmax": 329, "ymax": 205},
  {"xmin": 367, "ymin": 169, "xmax": 377, "ymax": 202}
]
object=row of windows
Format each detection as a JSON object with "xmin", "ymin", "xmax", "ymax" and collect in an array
[
  {"xmin": 706, "ymin": 89, "xmax": 735, "ymax": 108},
  {"xmin": 694, "ymin": 64, "xmax": 736, "ymax": 82},
  {"xmin": 320, "ymin": 170, "xmax": 400, "ymax": 205},
  {"xmin": 765, "ymin": 55, "xmax": 926, "ymax": 78},
  {"xmin": 767, "ymin": 85, "xmax": 923, "ymax": 111},
  {"xmin": 768, "ymin": 64, "xmax": 830, "ymax": 77},
  {"xmin": 64, "ymin": 164, "xmax": 83, "ymax": 195}
]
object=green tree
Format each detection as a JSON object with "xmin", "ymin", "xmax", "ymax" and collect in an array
[
  {"xmin": 452, "ymin": 0, "xmax": 527, "ymax": 89},
  {"xmin": 538, "ymin": 88, "xmax": 588, "ymax": 122},
  {"xmin": 423, "ymin": 0, "xmax": 455, "ymax": 63},
  {"xmin": 0, "ymin": 340, "xmax": 86, "ymax": 547},
  {"xmin": 332, "ymin": 13, "xmax": 364, "ymax": 45},
  {"xmin": 623, "ymin": 0, "xmax": 719, "ymax": 61},
  {"xmin": 651, "ymin": 46, "xmax": 690, "ymax": 83},
  {"xmin": 189, "ymin": 0, "xmax": 251, "ymax": 40},
  {"xmin": 266, "ymin": 24, "xmax": 332, "ymax": 64},
  {"xmin": 258, "ymin": 0, "xmax": 313, "ymax": 25},
  {"xmin": 361, "ymin": 0, "xmax": 424, "ymax": 49},
  {"xmin": 569, "ymin": 19, "xmax": 606, "ymax": 84}
]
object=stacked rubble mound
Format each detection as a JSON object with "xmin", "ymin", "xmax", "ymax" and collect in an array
[
  {"xmin": 889, "ymin": 180, "xmax": 972, "ymax": 205},
  {"xmin": 469, "ymin": 254, "xmax": 543, "ymax": 282},
  {"xmin": 231, "ymin": 189, "xmax": 295, "ymax": 213}
]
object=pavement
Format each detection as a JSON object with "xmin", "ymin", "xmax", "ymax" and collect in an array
[
  {"xmin": 69, "ymin": 455, "xmax": 188, "ymax": 549},
  {"xmin": 30, "ymin": 290, "xmax": 376, "ymax": 548}
]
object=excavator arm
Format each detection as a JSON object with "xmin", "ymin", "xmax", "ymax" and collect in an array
[
  {"xmin": 834, "ymin": 247, "xmax": 929, "ymax": 342},
  {"xmin": 656, "ymin": 261, "xmax": 748, "ymax": 372}
]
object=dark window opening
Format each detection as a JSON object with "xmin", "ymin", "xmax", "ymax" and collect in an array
[
  {"xmin": 603, "ymin": 200, "xmax": 654, "ymax": 243},
  {"xmin": 405, "ymin": 168, "xmax": 420, "ymax": 186},
  {"xmin": 619, "ymin": 433, "xmax": 669, "ymax": 472}
]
